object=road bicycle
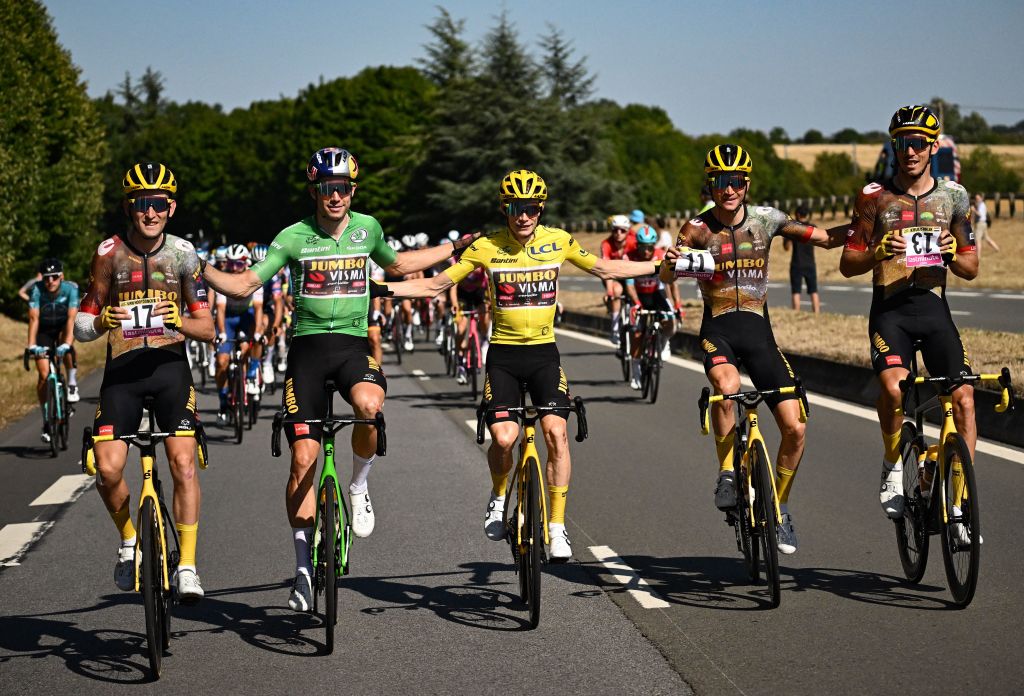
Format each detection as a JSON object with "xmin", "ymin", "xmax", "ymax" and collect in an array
[
  {"xmin": 894, "ymin": 353, "xmax": 1014, "ymax": 607},
  {"xmin": 271, "ymin": 382, "xmax": 386, "ymax": 653},
  {"xmin": 475, "ymin": 386, "xmax": 588, "ymax": 629},
  {"xmin": 633, "ymin": 308, "xmax": 674, "ymax": 404},
  {"xmin": 186, "ymin": 338, "xmax": 211, "ymax": 388},
  {"xmin": 384, "ymin": 304, "xmax": 406, "ymax": 364},
  {"xmin": 614, "ymin": 297, "xmax": 633, "ymax": 383},
  {"xmin": 456, "ymin": 309, "xmax": 484, "ymax": 400},
  {"xmin": 23, "ymin": 345, "xmax": 75, "ymax": 457},
  {"xmin": 81, "ymin": 398, "xmax": 209, "ymax": 679},
  {"xmin": 437, "ymin": 308, "xmax": 457, "ymax": 377},
  {"xmin": 221, "ymin": 332, "xmax": 260, "ymax": 443},
  {"xmin": 698, "ymin": 381, "xmax": 808, "ymax": 608}
]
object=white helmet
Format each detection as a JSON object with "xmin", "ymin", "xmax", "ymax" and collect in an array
[
  {"xmin": 401, "ymin": 234, "xmax": 417, "ymax": 248},
  {"xmin": 214, "ymin": 246, "xmax": 228, "ymax": 262},
  {"xmin": 386, "ymin": 236, "xmax": 403, "ymax": 252},
  {"xmin": 414, "ymin": 232, "xmax": 429, "ymax": 248},
  {"xmin": 225, "ymin": 243, "xmax": 250, "ymax": 261},
  {"xmin": 609, "ymin": 214, "xmax": 630, "ymax": 229},
  {"xmin": 447, "ymin": 229, "xmax": 460, "ymax": 241}
]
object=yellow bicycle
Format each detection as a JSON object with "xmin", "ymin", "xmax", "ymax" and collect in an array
[
  {"xmin": 699, "ymin": 382, "xmax": 808, "ymax": 608},
  {"xmin": 81, "ymin": 398, "xmax": 209, "ymax": 678}
]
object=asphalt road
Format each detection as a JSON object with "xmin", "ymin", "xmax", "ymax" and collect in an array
[
  {"xmin": 2, "ymin": 329, "xmax": 1023, "ymax": 694},
  {"xmin": 559, "ymin": 275, "xmax": 1024, "ymax": 333}
]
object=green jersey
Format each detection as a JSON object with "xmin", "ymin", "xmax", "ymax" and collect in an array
[{"xmin": 252, "ymin": 212, "xmax": 396, "ymax": 337}]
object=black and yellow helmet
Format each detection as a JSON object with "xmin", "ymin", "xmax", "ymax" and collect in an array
[
  {"xmin": 122, "ymin": 162, "xmax": 177, "ymax": 196},
  {"xmin": 704, "ymin": 144, "xmax": 753, "ymax": 175},
  {"xmin": 889, "ymin": 106, "xmax": 940, "ymax": 139},
  {"xmin": 499, "ymin": 169, "xmax": 548, "ymax": 202}
]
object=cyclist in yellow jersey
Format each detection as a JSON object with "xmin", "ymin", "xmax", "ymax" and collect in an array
[{"xmin": 384, "ymin": 170, "xmax": 658, "ymax": 560}]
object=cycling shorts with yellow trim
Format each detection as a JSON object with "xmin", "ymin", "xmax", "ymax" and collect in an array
[
  {"xmin": 868, "ymin": 288, "xmax": 970, "ymax": 377},
  {"xmin": 94, "ymin": 350, "xmax": 197, "ymax": 439},
  {"xmin": 281, "ymin": 333, "xmax": 387, "ymax": 444},
  {"xmin": 699, "ymin": 311, "xmax": 797, "ymax": 410},
  {"xmin": 483, "ymin": 343, "xmax": 570, "ymax": 425}
]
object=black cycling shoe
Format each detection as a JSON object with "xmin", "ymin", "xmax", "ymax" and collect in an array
[{"xmin": 714, "ymin": 471, "xmax": 737, "ymax": 511}]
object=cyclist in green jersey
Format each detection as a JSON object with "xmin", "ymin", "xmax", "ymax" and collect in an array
[{"xmin": 200, "ymin": 147, "xmax": 477, "ymax": 610}]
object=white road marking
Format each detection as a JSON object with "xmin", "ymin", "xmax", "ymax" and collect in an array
[
  {"xmin": 989, "ymin": 293, "xmax": 1024, "ymax": 301},
  {"xmin": 0, "ymin": 522, "xmax": 53, "ymax": 566},
  {"xmin": 411, "ymin": 369, "xmax": 431, "ymax": 381},
  {"xmin": 823, "ymin": 285, "xmax": 856, "ymax": 292},
  {"xmin": 30, "ymin": 474, "xmax": 94, "ymax": 506},
  {"xmin": 588, "ymin": 545, "xmax": 671, "ymax": 609},
  {"xmin": 949, "ymin": 310, "xmax": 972, "ymax": 316},
  {"xmin": 465, "ymin": 419, "xmax": 490, "ymax": 440},
  {"xmin": 945, "ymin": 290, "xmax": 975, "ymax": 297},
  {"xmin": 556, "ymin": 326, "xmax": 1024, "ymax": 465}
]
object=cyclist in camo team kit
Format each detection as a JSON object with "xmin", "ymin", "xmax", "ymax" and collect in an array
[
  {"xmin": 840, "ymin": 106, "xmax": 978, "ymax": 522},
  {"xmin": 200, "ymin": 147, "xmax": 478, "ymax": 611},
  {"xmin": 661, "ymin": 144, "xmax": 845, "ymax": 554},
  {"xmin": 74, "ymin": 162, "xmax": 215, "ymax": 602}
]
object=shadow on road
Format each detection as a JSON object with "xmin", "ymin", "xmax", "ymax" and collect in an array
[{"xmin": 0, "ymin": 445, "xmax": 54, "ymax": 460}]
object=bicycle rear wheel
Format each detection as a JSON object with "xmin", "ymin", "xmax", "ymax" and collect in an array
[
  {"xmin": 140, "ymin": 498, "xmax": 167, "ymax": 678},
  {"xmin": 647, "ymin": 335, "xmax": 663, "ymax": 404},
  {"xmin": 895, "ymin": 422, "xmax": 929, "ymax": 583},
  {"xmin": 45, "ymin": 381, "xmax": 59, "ymax": 458},
  {"xmin": 524, "ymin": 458, "xmax": 543, "ymax": 629},
  {"xmin": 618, "ymin": 326, "xmax": 631, "ymax": 382},
  {"xmin": 392, "ymin": 316, "xmax": 404, "ymax": 365},
  {"xmin": 322, "ymin": 477, "xmax": 339, "ymax": 653},
  {"xmin": 940, "ymin": 433, "xmax": 980, "ymax": 606},
  {"xmin": 233, "ymin": 372, "xmax": 244, "ymax": 444},
  {"xmin": 750, "ymin": 441, "xmax": 781, "ymax": 608},
  {"xmin": 57, "ymin": 383, "xmax": 70, "ymax": 451}
]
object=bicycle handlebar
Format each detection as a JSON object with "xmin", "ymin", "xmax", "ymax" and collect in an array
[
  {"xmin": 898, "ymin": 367, "xmax": 1015, "ymax": 413},
  {"xmin": 271, "ymin": 410, "xmax": 387, "ymax": 458},
  {"xmin": 475, "ymin": 396, "xmax": 589, "ymax": 445},
  {"xmin": 81, "ymin": 422, "xmax": 209, "ymax": 475},
  {"xmin": 23, "ymin": 345, "xmax": 76, "ymax": 371},
  {"xmin": 698, "ymin": 380, "xmax": 809, "ymax": 435}
]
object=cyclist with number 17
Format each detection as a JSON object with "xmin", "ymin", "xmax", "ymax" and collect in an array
[
  {"xmin": 74, "ymin": 162, "xmax": 214, "ymax": 602},
  {"xmin": 199, "ymin": 147, "xmax": 480, "ymax": 611},
  {"xmin": 661, "ymin": 145, "xmax": 846, "ymax": 554}
]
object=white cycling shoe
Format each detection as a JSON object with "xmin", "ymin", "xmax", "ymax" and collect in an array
[
  {"xmin": 288, "ymin": 571, "xmax": 313, "ymax": 611},
  {"xmin": 879, "ymin": 459, "xmax": 905, "ymax": 519},
  {"xmin": 350, "ymin": 489, "xmax": 375, "ymax": 538},
  {"xmin": 547, "ymin": 523, "xmax": 572, "ymax": 562},
  {"xmin": 115, "ymin": 543, "xmax": 135, "ymax": 591},
  {"xmin": 484, "ymin": 493, "xmax": 506, "ymax": 541},
  {"xmin": 175, "ymin": 567, "xmax": 205, "ymax": 604},
  {"xmin": 68, "ymin": 384, "xmax": 81, "ymax": 403}
]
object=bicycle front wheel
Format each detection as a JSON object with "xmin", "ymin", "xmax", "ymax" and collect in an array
[
  {"xmin": 940, "ymin": 433, "xmax": 980, "ymax": 606},
  {"xmin": 647, "ymin": 335, "xmax": 663, "ymax": 404},
  {"xmin": 468, "ymin": 339, "xmax": 479, "ymax": 400},
  {"xmin": 233, "ymin": 372, "xmax": 244, "ymax": 444},
  {"xmin": 322, "ymin": 476, "xmax": 339, "ymax": 653},
  {"xmin": 750, "ymin": 441, "xmax": 781, "ymax": 608},
  {"xmin": 895, "ymin": 422, "xmax": 929, "ymax": 583},
  {"xmin": 46, "ymin": 380, "xmax": 59, "ymax": 458},
  {"xmin": 619, "ymin": 327, "xmax": 631, "ymax": 382},
  {"xmin": 57, "ymin": 383, "xmax": 70, "ymax": 451},
  {"xmin": 392, "ymin": 317, "xmax": 403, "ymax": 365},
  {"xmin": 140, "ymin": 498, "xmax": 167, "ymax": 678},
  {"xmin": 524, "ymin": 458, "xmax": 543, "ymax": 629}
]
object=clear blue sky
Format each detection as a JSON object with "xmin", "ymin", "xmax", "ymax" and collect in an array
[{"xmin": 43, "ymin": 0, "xmax": 1024, "ymax": 137}]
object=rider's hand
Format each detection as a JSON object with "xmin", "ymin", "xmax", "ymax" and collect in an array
[
  {"xmin": 99, "ymin": 305, "xmax": 124, "ymax": 330},
  {"xmin": 939, "ymin": 229, "xmax": 956, "ymax": 266},
  {"xmin": 56, "ymin": 343, "xmax": 71, "ymax": 357},
  {"xmin": 216, "ymin": 332, "xmax": 227, "ymax": 345},
  {"xmin": 874, "ymin": 230, "xmax": 905, "ymax": 261},
  {"xmin": 664, "ymin": 246, "xmax": 682, "ymax": 261},
  {"xmin": 153, "ymin": 301, "xmax": 181, "ymax": 330},
  {"xmin": 28, "ymin": 344, "xmax": 44, "ymax": 357},
  {"xmin": 253, "ymin": 332, "xmax": 264, "ymax": 344},
  {"xmin": 451, "ymin": 231, "xmax": 481, "ymax": 254}
]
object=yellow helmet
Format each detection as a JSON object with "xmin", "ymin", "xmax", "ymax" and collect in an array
[
  {"xmin": 499, "ymin": 169, "xmax": 548, "ymax": 202},
  {"xmin": 704, "ymin": 144, "xmax": 753, "ymax": 175},
  {"xmin": 889, "ymin": 105, "xmax": 941, "ymax": 139},
  {"xmin": 122, "ymin": 162, "xmax": 177, "ymax": 196}
]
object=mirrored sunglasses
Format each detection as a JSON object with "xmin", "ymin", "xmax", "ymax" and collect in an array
[
  {"xmin": 708, "ymin": 173, "xmax": 749, "ymax": 191},
  {"xmin": 506, "ymin": 201, "xmax": 544, "ymax": 217},
  {"xmin": 892, "ymin": 135, "xmax": 935, "ymax": 152},
  {"xmin": 128, "ymin": 196, "xmax": 172, "ymax": 213},
  {"xmin": 315, "ymin": 180, "xmax": 354, "ymax": 197}
]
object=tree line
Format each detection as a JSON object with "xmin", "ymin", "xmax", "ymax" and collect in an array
[{"xmin": 2, "ymin": 1, "xmax": 1021, "ymax": 317}]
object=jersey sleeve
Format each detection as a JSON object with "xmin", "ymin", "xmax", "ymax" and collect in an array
[
  {"xmin": 252, "ymin": 230, "xmax": 291, "ymax": 283},
  {"xmin": 443, "ymin": 241, "xmax": 485, "ymax": 284},
  {"xmin": 947, "ymin": 183, "xmax": 977, "ymax": 254},
  {"xmin": 27, "ymin": 283, "xmax": 41, "ymax": 309},
  {"xmin": 845, "ymin": 183, "xmax": 882, "ymax": 252},
  {"xmin": 78, "ymin": 241, "xmax": 115, "ymax": 315},
  {"xmin": 764, "ymin": 207, "xmax": 793, "ymax": 241},
  {"xmin": 180, "ymin": 250, "xmax": 210, "ymax": 313},
  {"xmin": 66, "ymin": 282, "xmax": 80, "ymax": 307},
  {"xmin": 369, "ymin": 221, "xmax": 398, "ymax": 268},
  {"xmin": 565, "ymin": 234, "xmax": 598, "ymax": 271}
]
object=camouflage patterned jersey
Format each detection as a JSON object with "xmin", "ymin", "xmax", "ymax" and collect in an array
[
  {"xmin": 844, "ymin": 179, "xmax": 975, "ymax": 301},
  {"xmin": 676, "ymin": 205, "xmax": 815, "ymax": 319},
  {"xmin": 79, "ymin": 232, "xmax": 209, "ymax": 365}
]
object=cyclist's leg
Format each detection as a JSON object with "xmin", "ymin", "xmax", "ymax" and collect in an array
[
  {"xmin": 93, "ymin": 371, "xmax": 146, "ymax": 542},
  {"xmin": 701, "ymin": 330, "xmax": 740, "ymax": 471},
  {"xmin": 917, "ymin": 297, "xmax": 976, "ymax": 456},
  {"xmin": 483, "ymin": 346, "xmax": 522, "ymax": 492},
  {"xmin": 868, "ymin": 307, "xmax": 915, "ymax": 463}
]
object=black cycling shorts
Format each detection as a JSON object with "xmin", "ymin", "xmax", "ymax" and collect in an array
[
  {"xmin": 637, "ymin": 292, "xmax": 671, "ymax": 313},
  {"xmin": 868, "ymin": 289, "xmax": 971, "ymax": 377},
  {"xmin": 281, "ymin": 333, "xmax": 387, "ymax": 444},
  {"xmin": 95, "ymin": 350, "xmax": 197, "ymax": 438},
  {"xmin": 457, "ymin": 287, "xmax": 486, "ymax": 311},
  {"xmin": 35, "ymin": 329, "xmax": 62, "ymax": 354},
  {"xmin": 789, "ymin": 265, "xmax": 818, "ymax": 294},
  {"xmin": 699, "ymin": 311, "xmax": 797, "ymax": 410},
  {"xmin": 483, "ymin": 343, "xmax": 571, "ymax": 425}
]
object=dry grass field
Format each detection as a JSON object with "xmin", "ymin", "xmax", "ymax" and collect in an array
[{"xmin": 774, "ymin": 143, "xmax": 1024, "ymax": 179}]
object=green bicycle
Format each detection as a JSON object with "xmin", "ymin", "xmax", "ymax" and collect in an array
[{"xmin": 271, "ymin": 381, "xmax": 386, "ymax": 653}]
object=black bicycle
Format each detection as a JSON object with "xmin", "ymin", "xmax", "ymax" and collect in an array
[{"xmin": 24, "ymin": 345, "xmax": 76, "ymax": 457}]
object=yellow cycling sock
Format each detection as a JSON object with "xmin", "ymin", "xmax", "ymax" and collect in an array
[
  {"xmin": 881, "ymin": 428, "xmax": 902, "ymax": 465},
  {"xmin": 490, "ymin": 470, "xmax": 509, "ymax": 498},
  {"xmin": 548, "ymin": 485, "xmax": 569, "ymax": 526},
  {"xmin": 776, "ymin": 466, "xmax": 796, "ymax": 504},
  {"xmin": 176, "ymin": 522, "xmax": 198, "ymax": 568},
  {"xmin": 110, "ymin": 502, "xmax": 136, "ymax": 542},
  {"xmin": 715, "ymin": 432, "xmax": 735, "ymax": 473}
]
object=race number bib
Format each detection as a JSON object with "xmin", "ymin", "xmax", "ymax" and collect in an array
[
  {"xmin": 674, "ymin": 248, "xmax": 715, "ymax": 280},
  {"xmin": 904, "ymin": 227, "xmax": 943, "ymax": 268},
  {"xmin": 119, "ymin": 298, "xmax": 166, "ymax": 339}
]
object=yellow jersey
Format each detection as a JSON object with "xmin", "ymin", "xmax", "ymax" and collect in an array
[{"xmin": 444, "ymin": 225, "xmax": 597, "ymax": 345}]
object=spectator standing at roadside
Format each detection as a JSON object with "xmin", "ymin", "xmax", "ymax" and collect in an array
[
  {"xmin": 783, "ymin": 205, "xmax": 820, "ymax": 313},
  {"xmin": 972, "ymin": 193, "xmax": 999, "ymax": 256}
]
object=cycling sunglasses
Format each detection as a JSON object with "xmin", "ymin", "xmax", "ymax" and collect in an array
[
  {"xmin": 708, "ymin": 173, "xmax": 749, "ymax": 191},
  {"xmin": 314, "ymin": 180, "xmax": 355, "ymax": 197},
  {"xmin": 892, "ymin": 135, "xmax": 935, "ymax": 152},
  {"xmin": 42, "ymin": 273, "xmax": 62, "ymax": 281},
  {"xmin": 128, "ymin": 196, "xmax": 172, "ymax": 214},
  {"xmin": 505, "ymin": 201, "xmax": 544, "ymax": 218}
]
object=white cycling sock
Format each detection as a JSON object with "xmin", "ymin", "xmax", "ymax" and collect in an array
[
  {"xmin": 350, "ymin": 453, "xmax": 375, "ymax": 494},
  {"xmin": 69, "ymin": 367, "xmax": 78, "ymax": 385},
  {"xmin": 293, "ymin": 526, "xmax": 313, "ymax": 575}
]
